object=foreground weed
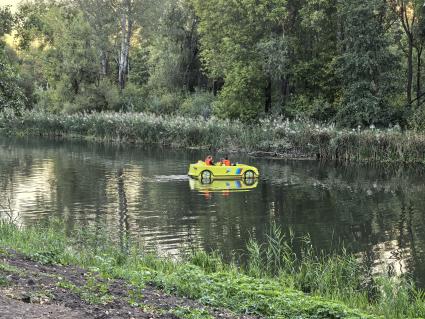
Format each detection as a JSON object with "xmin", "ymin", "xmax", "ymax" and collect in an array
[
  {"xmin": 0, "ymin": 262, "xmax": 24, "ymax": 275},
  {"xmin": 29, "ymin": 250, "xmax": 63, "ymax": 265},
  {"xmin": 169, "ymin": 306, "xmax": 214, "ymax": 319},
  {"xmin": 25, "ymin": 290, "xmax": 54, "ymax": 304},
  {"xmin": 128, "ymin": 287, "xmax": 144, "ymax": 307},
  {"xmin": 57, "ymin": 275, "xmax": 114, "ymax": 305},
  {"xmin": 0, "ymin": 275, "xmax": 9, "ymax": 286},
  {"xmin": 137, "ymin": 304, "xmax": 162, "ymax": 315},
  {"xmin": 0, "ymin": 248, "xmax": 11, "ymax": 256}
]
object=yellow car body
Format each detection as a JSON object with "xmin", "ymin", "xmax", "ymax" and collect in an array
[
  {"xmin": 188, "ymin": 161, "xmax": 259, "ymax": 180},
  {"xmin": 189, "ymin": 178, "xmax": 258, "ymax": 192}
]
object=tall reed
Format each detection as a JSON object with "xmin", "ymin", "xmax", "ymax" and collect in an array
[
  {"xmin": 2, "ymin": 110, "xmax": 425, "ymax": 163},
  {"xmin": 245, "ymin": 223, "xmax": 425, "ymax": 318}
]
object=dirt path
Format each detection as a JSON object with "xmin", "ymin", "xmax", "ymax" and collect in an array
[
  {"xmin": 0, "ymin": 251, "xmax": 256, "ymax": 319},
  {"xmin": 0, "ymin": 295, "xmax": 86, "ymax": 319}
]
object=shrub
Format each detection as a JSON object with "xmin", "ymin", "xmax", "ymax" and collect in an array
[
  {"xmin": 146, "ymin": 91, "xmax": 184, "ymax": 114},
  {"xmin": 36, "ymin": 80, "xmax": 121, "ymax": 114},
  {"xmin": 284, "ymin": 95, "xmax": 337, "ymax": 122},
  {"xmin": 409, "ymin": 106, "xmax": 425, "ymax": 131},
  {"xmin": 213, "ymin": 64, "xmax": 264, "ymax": 121},
  {"xmin": 35, "ymin": 88, "xmax": 63, "ymax": 113},
  {"xmin": 180, "ymin": 90, "xmax": 215, "ymax": 118},
  {"xmin": 0, "ymin": 58, "xmax": 26, "ymax": 113},
  {"xmin": 69, "ymin": 80, "xmax": 121, "ymax": 113},
  {"xmin": 120, "ymin": 83, "xmax": 148, "ymax": 112}
]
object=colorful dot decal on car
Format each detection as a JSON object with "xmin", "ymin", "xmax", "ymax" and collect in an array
[{"xmin": 236, "ymin": 168, "xmax": 242, "ymax": 175}]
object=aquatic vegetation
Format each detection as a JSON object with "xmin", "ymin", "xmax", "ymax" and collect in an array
[
  {"xmin": 0, "ymin": 220, "xmax": 424, "ymax": 318},
  {"xmin": 1, "ymin": 110, "xmax": 425, "ymax": 163}
]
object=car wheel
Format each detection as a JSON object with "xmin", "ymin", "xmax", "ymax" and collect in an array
[
  {"xmin": 244, "ymin": 170, "xmax": 255, "ymax": 179},
  {"xmin": 201, "ymin": 177, "xmax": 212, "ymax": 185},
  {"xmin": 244, "ymin": 178, "xmax": 255, "ymax": 186},
  {"xmin": 201, "ymin": 170, "xmax": 212, "ymax": 181}
]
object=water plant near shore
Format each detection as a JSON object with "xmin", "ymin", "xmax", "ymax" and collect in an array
[
  {"xmin": 2, "ymin": 110, "xmax": 425, "ymax": 163},
  {"xmin": 0, "ymin": 218, "xmax": 424, "ymax": 318}
]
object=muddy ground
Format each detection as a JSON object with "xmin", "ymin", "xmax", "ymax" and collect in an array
[{"xmin": 0, "ymin": 251, "xmax": 257, "ymax": 319}]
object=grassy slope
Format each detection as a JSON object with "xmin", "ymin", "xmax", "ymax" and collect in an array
[
  {"xmin": 1, "ymin": 110, "xmax": 425, "ymax": 163},
  {"xmin": 2, "ymin": 221, "xmax": 424, "ymax": 319}
]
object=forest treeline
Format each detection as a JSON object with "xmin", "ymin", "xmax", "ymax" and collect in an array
[{"xmin": 1, "ymin": 0, "xmax": 425, "ymax": 128}]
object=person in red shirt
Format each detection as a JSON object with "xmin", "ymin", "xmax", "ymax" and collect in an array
[
  {"xmin": 223, "ymin": 155, "xmax": 231, "ymax": 166},
  {"xmin": 205, "ymin": 155, "xmax": 214, "ymax": 165}
]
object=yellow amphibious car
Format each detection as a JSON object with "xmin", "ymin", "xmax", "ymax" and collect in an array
[{"xmin": 188, "ymin": 160, "xmax": 260, "ymax": 180}]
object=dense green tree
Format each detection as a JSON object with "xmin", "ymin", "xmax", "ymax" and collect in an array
[
  {"xmin": 410, "ymin": 4, "xmax": 425, "ymax": 109},
  {"xmin": 387, "ymin": 0, "xmax": 425, "ymax": 105},
  {"xmin": 0, "ymin": 5, "xmax": 14, "ymax": 36},
  {"xmin": 284, "ymin": 0, "xmax": 341, "ymax": 120},
  {"xmin": 15, "ymin": 1, "xmax": 118, "ymax": 112},
  {"xmin": 0, "ymin": 6, "xmax": 26, "ymax": 112},
  {"xmin": 0, "ymin": 58, "xmax": 27, "ymax": 112},
  {"xmin": 75, "ymin": 0, "xmax": 117, "ymax": 78},
  {"xmin": 336, "ymin": 0, "xmax": 402, "ymax": 126},
  {"xmin": 146, "ymin": 0, "xmax": 204, "ymax": 92},
  {"xmin": 193, "ymin": 0, "xmax": 286, "ymax": 120},
  {"xmin": 2, "ymin": 0, "xmax": 424, "ymax": 127}
]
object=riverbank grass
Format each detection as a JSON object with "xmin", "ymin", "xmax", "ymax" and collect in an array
[
  {"xmin": 1, "ymin": 220, "xmax": 425, "ymax": 318},
  {"xmin": 2, "ymin": 110, "xmax": 425, "ymax": 163}
]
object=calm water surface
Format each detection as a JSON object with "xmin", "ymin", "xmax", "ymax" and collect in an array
[{"xmin": 1, "ymin": 137, "xmax": 425, "ymax": 286}]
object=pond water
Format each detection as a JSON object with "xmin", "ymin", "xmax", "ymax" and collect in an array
[{"xmin": 1, "ymin": 137, "xmax": 425, "ymax": 287}]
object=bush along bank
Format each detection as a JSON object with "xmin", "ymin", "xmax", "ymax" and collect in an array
[
  {"xmin": 2, "ymin": 110, "xmax": 425, "ymax": 163},
  {"xmin": 1, "ymin": 220, "xmax": 425, "ymax": 318}
]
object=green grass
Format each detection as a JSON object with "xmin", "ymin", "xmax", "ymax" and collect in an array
[
  {"xmin": 0, "ymin": 262, "xmax": 22, "ymax": 274},
  {"xmin": 0, "ymin": 275, "xmax": 9, "ymax": 286},
  {"xmin": 2, "ymin": 110, "xmax": 425, "ymax": 163},
  {"xmin": 0, "ymin": 220, "xmax": 424, "ymax": 318},
  {"xmin": 169, "ymin": 306, "xmax": 214, "ymax": 319},
  {"xmin": 0, "ymin": 261, "xmax": 22, "ymax": 287}
]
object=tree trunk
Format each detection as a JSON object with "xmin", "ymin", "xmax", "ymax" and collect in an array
[
  {"xmin": 118, "ymin": 1, "xmax": 132, "ymax": 91},
  {"xmin": 407, "ymin": 36, "xmax": 413, "ymax": 105},
  {"xmin": 118, "ymin": 13, "xmax": 127, "ymax": 90},
  {"xmin": 417, "ymin": 46, "xmax": 423, "ymax": 107},
  {"xmin": 265, "ymin": 77, "xmax": 272, "ymax": 113},
  {"xmin": 126, "ymin": 19, "xmax": 133, "ymax": 78},
  {"xmin": 281, "ymin": 77, "xmax": 290, "ymax": 103},
  {"xmin": 213, "ymin": 79, "xmax": 224, "ymax": 96},
  {"xmin": 101, "ymin": 50, "xmax": 108, "ymax": 77},
  {"xmin": 184, "ymin": 19, "xmax": 197, "ymax": 92},
  {"xmin": 73, "ymin": 79, "xmax": 79, "ymax": 94}
]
